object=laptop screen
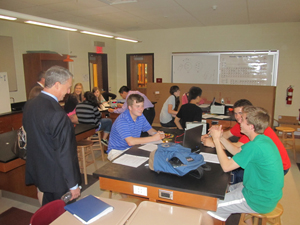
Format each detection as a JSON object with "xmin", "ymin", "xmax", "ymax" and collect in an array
[{"xmin": 182, "ymin": 125, "xmax": 203, "ymax": 152}]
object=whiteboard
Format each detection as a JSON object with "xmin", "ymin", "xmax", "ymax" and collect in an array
[
  {"xmin": 172, "ymin": 51, "xmax": 279, "ymax": 86},
  {"xmin": 172, "ymin": 53, "xmax": 219, "ymax": 84}
]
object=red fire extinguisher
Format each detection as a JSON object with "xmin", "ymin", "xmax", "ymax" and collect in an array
[{"xmin": 286, "ymin": 85, "xmax": 293, "ymax": 105}]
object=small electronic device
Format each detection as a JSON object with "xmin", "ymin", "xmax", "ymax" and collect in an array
[
  {"xmin": 158, "ymin": 189, "xmax": 173, "ymax": 200},
  {"xmin": 210, "ymin": 105, "xmax": 225, "ymax": 114},
  {"xmin": 109, "ymin": 100, "xmax": 118, "ymax": 108}
]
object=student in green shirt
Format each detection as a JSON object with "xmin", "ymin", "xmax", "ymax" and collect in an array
[{"xmin": 202, "ymin": 106, "xmax": 283, "ymax": 224}]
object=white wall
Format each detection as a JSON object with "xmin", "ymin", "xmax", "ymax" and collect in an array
[
  {"xmin": 0, "ymin": 20, "xmax": 116, "ymax": 102},
  {"xmin": 1, "ymin": 20, "xmax": 300, "ymax": 120},
  {"xmin": 116, "ymin": 22, "xmax": 300, "ymax": 120}
]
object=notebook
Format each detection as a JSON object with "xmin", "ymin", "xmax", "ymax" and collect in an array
[
  {"xmin": 64, "ymin": 195, "xmax": 114, "ymax": 224},
  {"xmin": 0, "ymin": 130, "xmax": 18, "ymax": 163},
  {"xmin": 182, "ymin": 124, "xmax": 203, "ymax": 152}
]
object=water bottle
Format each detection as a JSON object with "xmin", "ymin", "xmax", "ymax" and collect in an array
[
  {"xmin": 221, "ymin": 98, "xmax": 225, "ymax": 104},
  {"xmin": 61, "ymin": 191, "xmax": 72, "ymax": 203},
  {"xmin": 61, "ymin": 186, "xmax": 82, "ymax": 203}
]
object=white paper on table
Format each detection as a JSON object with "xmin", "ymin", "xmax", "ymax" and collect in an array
[
  {"xmin": 213, "ymin": 115, "xmax": 230, "ymax": 119},
  {"xmin": 200, "ymin": 152, "xmax": 231, "ymax": 164},
  {"xmin": 142, "ymin": 140, "xmax": 163, "ymax": 145},
  {"xmin": 103, "ymin": 102, "xmax": 110, "ymax": 107},
  {"xmin": 113, "ymin": 154, "xmax": 149, "ymax": 168},
  {"xmin": 199, "ymin": 104, "xmax": 210, "ymax": 108},
  {"xmin": 200, "ymin": 152, "xmax": 220, "ymax": 164},
  {"xmin": 202, "ymin": 114, "xmax": 216, "ymax": 119},
  {"xmin": 138, "ymin": 144, "xmax": 158, "ymax": 152}
]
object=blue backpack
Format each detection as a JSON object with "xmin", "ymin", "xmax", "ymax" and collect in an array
[{"xmin": 149, "ymin": 143, "xmax": 206, "ymax": 179}]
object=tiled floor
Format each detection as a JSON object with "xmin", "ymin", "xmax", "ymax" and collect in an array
[{"xmin": 1, "ymin": 141, "xmax": 300, "ymax": 224}]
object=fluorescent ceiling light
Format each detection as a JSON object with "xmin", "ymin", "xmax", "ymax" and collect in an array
[
  {"xmin": 115, "ymin": 37, "xmax": 138, "ymax": 43},
  {"xmin": 25, "ymin": 21, "xmax": 77, "ymax": 31},
  {"xmin": 80, "ymin": 31, "xmax": 113, "ymax": 38},
  {"xmin": 99, "ymin": 0, "xmax": 137, "ymax": 5},
  {"xmin": 0, "ymin": 15, "xmax": 17, "ymax": 21}
]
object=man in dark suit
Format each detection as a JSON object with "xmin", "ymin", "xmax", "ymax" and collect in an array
[{"xmin": 23, "ymin": 66, "xmax": 81, "ymax": 205}]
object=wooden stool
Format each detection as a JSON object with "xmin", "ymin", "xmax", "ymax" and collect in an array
[
  {"xmin": 275, "ymin": 126, "xmax": 296, "ymax": 161},
  {"xmin": 238, "ymin": 203, "xmax": 283, "ymax": 225},
  {"xmin": 77, "ymin": 139, "xmax": 97, "ymax": 185},
  {"xmin": 88, "ymin": 131, "xmax": 106, "ymax": 161}
]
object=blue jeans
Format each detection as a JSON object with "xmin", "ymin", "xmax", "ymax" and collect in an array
[
  {"xmin": 160, "ymin": 118, "xmax": 176, "ymax": 127},
  {"xmin": 96, "ymin": 118, "xmax": 112, "ymax": 133}
]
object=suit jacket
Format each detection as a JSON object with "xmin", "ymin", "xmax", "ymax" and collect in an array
[{"xmin": 23, "ymin": 93, "xmax": 81, "ymax": 193}]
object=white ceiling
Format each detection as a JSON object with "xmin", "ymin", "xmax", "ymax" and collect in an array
[{"xmin": 1, "ymin": 0, "xmax": 300, "ymax": 33}]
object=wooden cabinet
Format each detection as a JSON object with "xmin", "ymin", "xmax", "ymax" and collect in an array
[
  {"xmin": 0, "ymin": 112, "xmax": 23, "ymax": 134},
  {"xmin": 23, "ymin": 53, "xmax": 69, "ymax": 99},
  {"xmin": 0, "ymin": 115, "xmax": 12, "ymax": 133}
]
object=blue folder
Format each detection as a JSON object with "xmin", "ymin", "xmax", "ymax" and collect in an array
[{"xmin": 64, "ymin": 195, "xmax": 114, "ymax": 224}]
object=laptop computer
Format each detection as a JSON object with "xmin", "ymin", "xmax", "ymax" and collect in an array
[
  {"xmin": 199, "ymin": 97, "xmax": 215, "ymax": 113},
  {"xmin": 182, "ymin": 124, "xmax": 203, "ymax": 152},
  {"xmin": 0, "ymin": 130, "xmax": 18, "ymax": 163}
]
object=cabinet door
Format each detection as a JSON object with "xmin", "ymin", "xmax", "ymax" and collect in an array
[
  {"xmin": 0, "ymin": 115, "xmax": 12, "ymax": 133},
  {"xmin": 11, "ymin": 113, "xmax": 23, "ymax": 130}
]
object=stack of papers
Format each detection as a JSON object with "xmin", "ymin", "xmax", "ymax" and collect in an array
[
  {"xmin": 138, "ymin": 144, "xmax": 158, "ymax": 152},
  {"xmin": 200, "ymin": 152, "xmax": 231, "ymax": 164},
  {"xmin": 64, "ymin": 195, "xmax": 114, "ymax": 224},
  {"xmin": 113, "ymin": 154, "xmax": 149, "ymax": 168},
  {"xmin": 200, "ymin": 152, "xmax": 220, "ymax": 164}
]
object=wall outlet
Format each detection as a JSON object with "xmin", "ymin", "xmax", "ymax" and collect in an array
[{"xmin": 133, "ymin": 185, "xmax": 147, "ymax": 196}]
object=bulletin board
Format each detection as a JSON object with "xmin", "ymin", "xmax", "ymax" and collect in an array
[{"xmin": 172, "ymin": 51, "xmax": 279, "ymax": 86}]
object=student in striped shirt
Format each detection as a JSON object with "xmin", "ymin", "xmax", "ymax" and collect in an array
[{"xmin": 76, "ymin": 91, "xmax": 112, "ymax": 146}]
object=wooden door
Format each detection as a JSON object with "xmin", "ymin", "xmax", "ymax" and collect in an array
[
  {"xmin": 88, "ymin": 53, "xmax": 108, "ymax": 92},
  {"xmin": 127, "ymin": 54, "xmax": 154, "ymax": 95}
]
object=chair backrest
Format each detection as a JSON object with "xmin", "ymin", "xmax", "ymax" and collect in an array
[{"xmin": 30, "ymin": 199, "xmax": 66, "ymax": 225}]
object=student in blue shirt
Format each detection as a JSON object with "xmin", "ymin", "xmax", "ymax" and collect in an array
[{"xmin": 107, "ymin": 94, "xmax": 165, "ymax": 161}]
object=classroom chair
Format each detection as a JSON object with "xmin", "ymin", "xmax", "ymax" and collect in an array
[
  {"xmin": 275, "ymin": 126, "xmax": 296, "ymax": 161},
  {"xmin": 77, "ymin": 139, "xmax": 97, "ymax": 185},
  {"xmin": 238, "ymin": 202, "xmax": 283, "ymax": 225},
  {"xmin": 29, "ymin": 200, "xmax": 65, "ymax": 225}
]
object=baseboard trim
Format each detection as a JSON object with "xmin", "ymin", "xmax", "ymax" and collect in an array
[{"xmin": 2, "ymin": 191, "xmax": 40, "ymax": 207}]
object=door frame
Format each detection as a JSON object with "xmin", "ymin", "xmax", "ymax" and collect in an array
[
  {"xmin": 126, "ymin": 53, "xmax": 154, "ymax": 90},
  {"xmin": 88, "ymin": 52, "xmax": 108, "ymax": 91}
]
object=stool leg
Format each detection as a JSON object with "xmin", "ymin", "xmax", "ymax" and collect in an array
[
  {"xmin": 261, "ymin": 217, "xmax": 267, "ymax": 225},
  {"xmin": 89, "ymin": 146, "xmax": 97, "ymax": 171},
  {"xmin": 100, "ymin": 142, "xmax": 105, "ymax": 161},
  {"xmin": 81, "ymin": 146, "xmax": 88, "ymax": 185},
  {"xmin": 238, "ymin": 213, "xmax": 245, "ymax": 225},
  {"xmin": 98, "ymin": 133, "xmax": 105, "ymax": 161}
]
